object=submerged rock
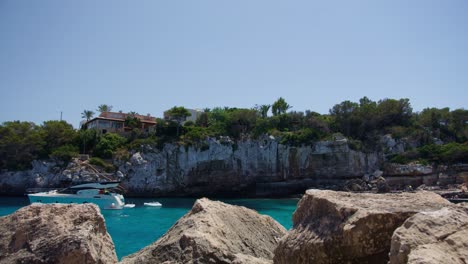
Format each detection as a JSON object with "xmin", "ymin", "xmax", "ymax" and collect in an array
[
  {"xmin": 273, "ymin": 189, "xmax": 450, "ymax": 264},
  {"xmin": 389, "ymin": 204, "xmax": 468, "ymax": 264},
  {"xmin": 121, "ymin": 198, "xmax": 287, "ymax": 264},
  {"xmin": 0, "ymin": 203, "xmax": 117, "ymax": 264}
]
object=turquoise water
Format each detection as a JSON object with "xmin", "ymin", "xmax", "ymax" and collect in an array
[{"xmin": 0, "ymin": 196, "xmax": 298, "ymax": 259}]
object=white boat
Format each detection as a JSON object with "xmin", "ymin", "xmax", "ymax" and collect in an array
[
  {"xmin": 27, "ymin": 182, "xmax": 126, "ymax": 210},
  {"xmin": 143, "ymin": 201, "xmax": 162, "ymax": 207}
]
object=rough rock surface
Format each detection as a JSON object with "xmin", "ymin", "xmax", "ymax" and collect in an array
[
  {"xmin": 389, "ymin": 204, "xmax": 468, "ymax": 264},
  {"xmin": 0, "ymin": 159, "xmax": 120, "ymax": 195},
  {"xmin": 384, "ymin": 163, "xmax": 433, "ymax": 176},
  {"xmin": 0, "ymin": 203, "xmax": 117, "ymax": 264},
  {"xmin": 1, "ymin": 138, "xmax": 466, "ymax": 197},
  {"xmin": 273, "ymin": 189, "xmax": 451, "ymax": 264},
  {"xmin": 121, "ymin": 198, "xmax": 287, "ymax": 264},
  {"xmin": 118, "ymin": 137, "xmax": 381, "ymax": 196}
]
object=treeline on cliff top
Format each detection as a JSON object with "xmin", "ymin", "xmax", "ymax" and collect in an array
[{"xmin": 0, "ymin": 97, "xmax": 467, "ymax": 171}]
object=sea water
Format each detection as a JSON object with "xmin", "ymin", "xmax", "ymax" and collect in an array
[{"xmin": 0, "ymin": 196, "xmax": 298, "ymax": 260}]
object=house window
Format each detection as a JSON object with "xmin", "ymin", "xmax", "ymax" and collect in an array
[
  {"xmin": 98, "ymin": 120, "xmax": 111, "ymax": 128},
  {"xmin": 88, "ymin": 121, "xmax": 97, "ymax": 129},
  {"xmin": 112, "ymin": 122, "xmax": 123, "ymax": 129}
]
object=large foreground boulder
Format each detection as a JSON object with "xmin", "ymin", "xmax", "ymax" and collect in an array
[
  {"xmin": 121, "ymin": 198, "xmax": 287, "ymax": 264},
  {"xmin": 0, "ymin": 203, "xmax": 117, "ymax": 264},
  {"xmin": 273, "ymin": 189, "xmax": 451, "ymax": 264},
  {"xmin": 389, "ymin": 204, "xmax": 468, "ymax": 264}
]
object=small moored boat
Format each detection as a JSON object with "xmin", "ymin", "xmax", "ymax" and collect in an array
[
  {"xmin": 143, "ymin": 201, "xmax": 162, "ymax": 207},
  {"xmin": 27, "ymin": 182, "xmax": 127, "ymax": 210}
]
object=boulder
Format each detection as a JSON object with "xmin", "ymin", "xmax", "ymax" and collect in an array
[
  {"xmin": 130, "ymin": 152, "xmax": 145, "ymax": 165},
  {"xmin": 375, "ymin": 176, "xmax": 391, "ymax": 193},
  {"xmin": 389, "ymin": 204, "xmax": 468, "ymax": 264},
  {"xmin": 384, "ymin": 163, "xmax": 433, "ymax": 176},
  {"xmin": 121, "ymin": 198, "xmax": 287, "ymax": 264},
  {"xmin": 0, "ymin": 203, "xmax": 117, "ymax": 264},
  {"xmin": 342, "ymin": 179, "xmax": 369, "ymax": 192},
  {"xmin": 273, "ymin": 189, "xmax": 450, "ymax": 264}
]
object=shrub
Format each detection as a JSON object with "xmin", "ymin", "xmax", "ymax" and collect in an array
[
  {"xmin": 416, "ymin": 143, "xmax": 468, "ymax": 164},
  {"xmin": 113, "ymin": 148, "xmax": 130, "ymax": 162},
  {"xmin": 50, "ymin": 145, "xmax": 79, "ymax": 163},
  {"xmin": 279, "ymin": 128, "xmax": 320, "ymax": 146},
  {"xmin": 89, "ymin": 157, "xmax": 115, "ymax": 172},
  {"xmin": 127, "ymin": 137, "xmax": 158, "ymax": 152},
  {"xmin": 89, "ymin": 157, "xmax": 107, "ymax": 167},
  {"xmin": 348, "ymin": 139, "xmax": 363, "ymax": 151},
  {"xmin": 182, "ymin": 126, "xmax": 210, "ymax": 144},
  {"xmin": 93, "ymin": 133, "xmax": 126, "ymax": 159}
]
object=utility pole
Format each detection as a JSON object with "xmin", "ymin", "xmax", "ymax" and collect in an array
[{"xmin": 60, "ymin": 111, "xmax": 62, "ymax": 121}]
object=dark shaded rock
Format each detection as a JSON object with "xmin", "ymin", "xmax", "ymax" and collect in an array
[{"xmin": 375, "ymin": 176, "xmax": 391, "ymax": 193}]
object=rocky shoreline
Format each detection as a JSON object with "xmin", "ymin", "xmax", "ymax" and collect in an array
[{"xmin": 1, "ymin": 189, "xmax": 467, "ymax": 263}]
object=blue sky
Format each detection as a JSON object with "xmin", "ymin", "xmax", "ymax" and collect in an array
[{"xmin": 0, "ymin": 0, "xmax": 467, "ymax": 128}]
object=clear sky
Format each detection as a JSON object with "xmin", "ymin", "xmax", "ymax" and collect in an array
[{"xmin": 1, "ymin": 0, "xmax": 467, "ymax": 128}]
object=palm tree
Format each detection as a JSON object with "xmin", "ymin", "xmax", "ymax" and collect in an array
[
  {"xmin": 259, "ymin": 104, "xmax": 271, "ymax": 118},
  {"xmin": 97, "ymin": 104, "xmax": 113, "ymax": 113},
  {"xmin": 81, "ymin": 110, "xmax": 95, "ymax": 121},
  {"xmin": 272, "ymin": 97, "xmax": 292, "ymax": 116}
]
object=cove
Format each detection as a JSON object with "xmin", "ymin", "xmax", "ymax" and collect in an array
[{"xmin": 0, "ymin": 196, "xmax": 298, "ymax": 260}]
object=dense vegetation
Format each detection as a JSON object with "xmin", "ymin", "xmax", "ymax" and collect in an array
[{"xmin": 0, "ymin": 97, "xmax": 466, "ymax": 171}]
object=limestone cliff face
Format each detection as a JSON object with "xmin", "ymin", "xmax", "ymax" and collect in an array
[
  {"xmin": 0, "ymin": 159, "xmax": 121, "ymax": 195},
  {"xmin": 0, "ymin": 137, "xmax": 381, "ymax": 196},
  {"xmin": 118, "ymin": 137, "xmax": 381, "ymax": 196}
]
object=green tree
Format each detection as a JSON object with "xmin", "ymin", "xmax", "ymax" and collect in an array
[
  {"xmin": 97, "ymin": 104, "xmax": 113, "ymax": 113},
  {"xmin": 376, "ymin": 98, "xmax": 413, "ymax": 128},
  {"xmin": 81, "ymin": 110, "xmax": 95, "ymax": 121},
  {"xmin": 228, "ymin": 109, "xmax": 257, "ymax": 138},
  {"xmin": 417, "ymin": 107, "xmax": 450, "ymax": 129},
  {"xmin": 50, "ymin": 145, "xmax": 79, "ymax": 163},
  {"xmin": 272, "ymin": 97, "xmax": 291, "ymax": 116},
  {"xmin": 125, "ymin": 112, "xmax": 141, "ymax": 130},
  {"xmin": 449, "ymin": 109, "xmax": 468, "ymax": 142},
  {"xmin": 165, "ymin": 106, "xmax": 191, "ymax": 136},
  {"xmin": 329, "ymin": 100, "xmax": 359, "ymax": 137},
  {"xmin": 78, "ymin": 129, "xmax": 98, "ymax": 154},
  {"xmin": 94, "ymin": 133, "xmax": 127, "ymax": 159},
  {"xmin": 254, "ymin": 104, "xmax": 271, "ymax": 118},
  {"xmin": 0, "ymin": 121, "xmax": 45, "ymax": 170},
  {"xmin": 40, "ymin": 120, "xmax": 77, "ymax": 157},
  {"xmin": 304, "ymin": 110, "xmax": 331, "ymax": 135}
]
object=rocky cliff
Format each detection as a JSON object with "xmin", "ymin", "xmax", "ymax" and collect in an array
[
  {"xmin": 0, "ymin": 137, "xmax": 381, "ymax": 196},
  {"xmin": 0, "ymin": 203, "xmax": 117, "ymax": 264},
  {"xmin": 1, "ymin": 136, "xmax": 465, "ymax": 197},
  {"xmin": 118, "ymin": 137, "xmax": 381, "ymax": 196}
]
